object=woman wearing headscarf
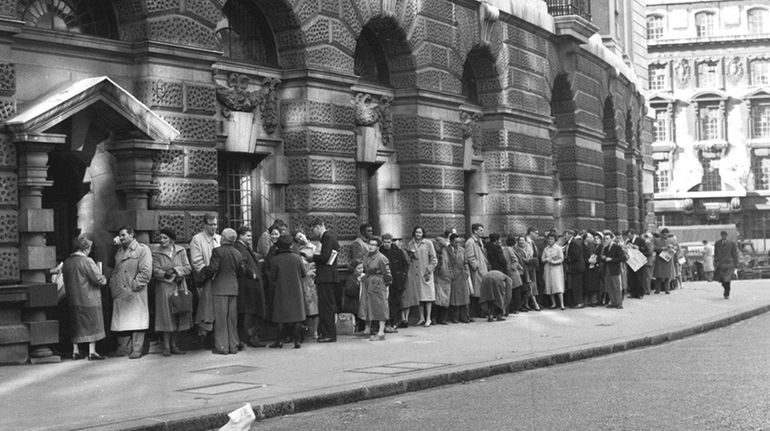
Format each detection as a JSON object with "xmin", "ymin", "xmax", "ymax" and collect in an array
[
  {"xmin": 63, "ymin": 234, "xmax": 107, "ymax": 360},
  {"xmin": 152, "ymin": 228, "xmax": 193, "ymax": 356},
  {"xmin": 359, "ymin": 236, "xmax": 392, "ymax": 341},
  {"xmin": 447, "ymin": 233, "xmax": 472, "ymax": 322},
  {"xmin": 501, "ymin": 234, "xmax": 524, "ymax": 315},
  {"xmin": 403, "ymin": 226, "xmax": 438, "ymax": 327},
  {"xmin": 541, "ymin": 232, "xmax": 565, "ymax": 310},
  {"xmin": 269, "ymin": 233, "xmax": 307, "ymax": 349}
]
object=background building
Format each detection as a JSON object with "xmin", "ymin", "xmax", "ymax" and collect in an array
[
  {"xmin": 0, "ymin": 0, "xmax": 648, "ymax": 363},
  {"xmin": 648, "ymin": 0, "xmax": 770, "ymax": 245}
]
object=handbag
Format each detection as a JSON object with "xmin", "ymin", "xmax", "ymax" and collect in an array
[{"xmin": 169, "ymin": 286, "xmax": 193, "ymax": 314}]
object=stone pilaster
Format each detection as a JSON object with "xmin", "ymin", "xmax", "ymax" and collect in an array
[{"xmin": 602, "ymin": 94, "xmax": 628, "ymax": 233}]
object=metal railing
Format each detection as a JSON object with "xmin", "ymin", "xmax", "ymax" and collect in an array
[{"xmin": 545, "ymin": 0, "xmax": 592, "ymax": 22}]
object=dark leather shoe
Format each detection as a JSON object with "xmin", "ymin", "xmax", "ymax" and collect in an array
[
  {"xmin": 269, "ymin": 341, "xmax": 283, "ymax": 348},
  {"xmin": 212, "ymin": 349, "xmax": 228, "ymax": 355},
  {"xmin": 72, "ymin": 352, "xmax": 85, "ymax": 360},
  {"xmin": 317, "ymin": 337, "xmax": 336, "ymax": 343}
]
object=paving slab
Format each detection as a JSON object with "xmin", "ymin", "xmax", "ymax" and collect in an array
[{"xmin": 1, "ymin": 280, "xmax": 767, "ymax": 431}]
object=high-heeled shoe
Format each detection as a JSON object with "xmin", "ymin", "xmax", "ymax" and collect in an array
[
  {"xmin": 424, "ymin": 320, "xmax": 432, "ymax": 327},
  {"xmin": 72, "ymin": 352, "xmax": 85, "ymax": 360},
  {"xmin": 416, "ymin": 320, "xmax": 426, "ymax": 326},
  {"xmin": 87, "ymin": 353, "xmax": 104, "ymax": 361},
  {"xmin": 269, "ymin": 341, "xmax": 283, "ymax": 349}
]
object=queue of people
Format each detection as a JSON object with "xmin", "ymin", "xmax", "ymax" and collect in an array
[{"xmin": 57, "ymin": 217, "xmax": 741, "ymax": 361}]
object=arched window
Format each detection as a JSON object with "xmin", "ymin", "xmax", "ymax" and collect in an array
[
  {"xmin": 695, "ymin": 11, "xmax": 715, "ymax": 37},
  {"xmin": 19, "ymin": 0, "xmax": 117, "ymax": 38},
  {"xmin": 217, "ymin": 0, "xmax": 278, "ymax": 65},
  {"xmin": 461, "ymin": 61, "xmax": 479, "ymax": 105},
  {"xmin": 647, "ymin": 15, "xmax": 664, "ymax": 40},
  {"xmin": 354, "ymin": 26, "xmax": 390, "ymax": 86},
  {"xmin": 748, "ymin": 8, "xmax": 768, "ymax": 35}
]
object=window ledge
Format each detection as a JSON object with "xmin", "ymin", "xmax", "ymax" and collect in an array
[
  {"xmin": 694, "ymin": 140, "xmax": 728, "ymax": 152},
  {"xmin": 747, "ymin": 138, "xmax": 770, "ymax": 148}
]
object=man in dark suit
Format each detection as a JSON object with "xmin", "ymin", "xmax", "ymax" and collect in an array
[
  {"xmin": 563, "ymin": 229, "xmax": 585, "ymax": 308},
  {"xmin": 311, "ymin": 218, "xmax": 340, "ymax": 342},
  {"xmin": 714, "ymin": 231, "xmax": 739, "ymax": 299},
  {"xmin": 625, "ymin": 229, "xmax": 650, "ymax": 299}
]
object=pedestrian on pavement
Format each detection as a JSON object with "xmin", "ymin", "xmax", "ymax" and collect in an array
[
  {"xmin": 256, "ymin": 219, "xmax": 287, "ymax": 260},
  {"xmin": 359, "ymin": 237, "xmax": 392, "ymax": 341},
  {"xmin": 269, "ymin": 233, "xmax": 307, "ymax": 348},
  {"xmin": 513, "ymin": 235, "xmax": 541, "ymax": 312},
  {"xmin": 200, "ymin": 228, "xmax": 255, "ymax": 354},
  {"xmin": 582, "ymin": 231, "xmax": 603, "ymax": 307},
  {"xmin": 502, "ymin": 234, "xmax": 524, "ymax": 314},
  {"xmin": 432, "ymin": 229, "xmax": 453, "ymax": 325},
  {"xmin": 714, "ymin": 231, "xmax": 739, "ymax": 299},
  {"xmin": 624, "ymin": 229, "xmax": 650, "ymax": 299},
  {"xmin": 600, "ymin": 230, "xmax": 627, "ymax": 309},
  {"xmin": 349, "ymin": 223, "xmax": 373, "ymax": 264},
  {"xmin": 701, "ymin": 239, "xmax": 714, "ymax": 282},
  {"xmin": 311, "ymin": 218, "xmax": 340, "ymax": 343},
  {"xmin": 380, "ymin": 233, "xmax": 408, "ymax": 332},
  {"xmin": 447, "ymin": 233, "xmax": 472, "ymax": 322},
  {"xmin": 234, "ymin": 225, "xmax": 267, "ymax": 348},
  {"xmin": 563, "ymin": 229, "xmax": 586, "ymax": 308},
  {"xmin": 151, "ymin": 228, "xmax": 192, "ymax": 357},
  {"xmin": 261, "ymin": 224, "xmax": 282, "ymax": 323},
  {"xmin": 110, "ymin": 226, "xmax": 153, "ymax": 359},
  {"xmin": 63, "ymin": 233, "xmax": 107, "ymax": 361},
  {"xmin": 541, "ymin": 232, "xmax": 565, "ymax": 310},
  {"xmin": 293, "ymin": 229, "xmax": 318, "ymax": 340},
  {"xmin": 190, "ymin": 213, "xmax": 220, "ymax": 344},
  {"xmin": 653, "ymin": 228, "xmax": 676, "ymax": 294},
  {"xmin": 404, "ymin": 226, "xmax": 437, "ymax": 327},
  {"xmin": 479, "ymin": 270, "xmax": 512, "ymax": 321},
  {"xmin": 465, "ymin": 223, "xmax": 489, "ymax": 317}
]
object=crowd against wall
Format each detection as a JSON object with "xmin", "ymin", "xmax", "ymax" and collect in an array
[{"xmin": 54, "ymin": 214, "xmax": 741, "ymax": 360}]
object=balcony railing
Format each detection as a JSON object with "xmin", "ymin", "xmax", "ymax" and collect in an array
[{"xmin": 545, "ymin": 0, "xmax": 592, "ymax": 22}]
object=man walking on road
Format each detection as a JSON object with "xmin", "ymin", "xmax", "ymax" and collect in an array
[
  {"xmin": 714, "ymin": 231, "xmax": 739, "ymax": 299},
  {"xmin": 311, "ymin": 218, "xmax": 340, "ymax": 343}
]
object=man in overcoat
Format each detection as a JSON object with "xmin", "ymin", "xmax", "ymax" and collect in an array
[
  {"xmin": 465, "ymin": 223, "xmax": 489, "ymax": 317},
  {"xmin": 110, "ymin": 226, "xmax": 152, "ymax": 359},
  {"xmin": 190, "ymin": 213, "xmax": 220, "ymax": 342},
  {"xmin": 713, "ymin": 231, "xmax": 739, "ymax": 299},
  {"xmin": 563, "ymin": 229, "xmax": 585, "ymax": 307},
  {"xmin": 311, "ymin": 218, "xmax": 340, "ymax": 343}
]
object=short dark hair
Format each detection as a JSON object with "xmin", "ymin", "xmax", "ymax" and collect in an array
[
  {"xmin": 526, "ymin": 226, "xmax": 538, "ymax": 235},
  {"xmin": 382, "ymin": 233, "xmax": 393, "ymax": 241},
  {"xmin": 359, "ymin": 223, "xmax": 373, "ymax": 235},
  {"xmin": 368, "ymin": 236, "xmax": 382, "ymax": 246},
  {"xmin": 236, "ymin": 225, "xmax": 252, "ymax": 237},
  {"xmin": 720, "ymin": 230, "xmax": 728, "ymax": 236},
  {"xmin": 310, "ymin": 218, "xmax": 325, "ymax": 229},
  {"xmin": 489, "ymin": 232, "xmax": 501, "ymax": 243},
  {"xmin": 444, "ymin": 229, "xmax": 454, "ymax": 238},
  {"xmin": 471, "ymin": 223, "xmax": 484, "ymax": 233},
  {"xmin": 203, "ymin": 213, "xmax": 217, "ymax": 224},
  {"xmin": 117, "ymin": 226, "xmax": 134, "ymax": 235},
  {"xmin": 159, "ymin": 227, "xmax": 176, "ymax": 241},
  {"xmin": 412, "ymin": 225, "xmax": 424, "ymax": 238},
  {"xmin": 505, "ymin": 234, "xmax": 517, "ymax": 247},
  {"xmin": 545, "ymin": 232, "xmax": 557, "ymax": 240}
]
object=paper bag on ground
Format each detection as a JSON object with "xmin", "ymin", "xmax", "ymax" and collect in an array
[{"xmin": 218, "ymin": 403, "xmax": 255, "ymax": 431}]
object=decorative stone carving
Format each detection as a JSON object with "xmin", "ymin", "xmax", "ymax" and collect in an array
[
  {"xmin": 460, "ymin": 110, "xmax": 483, "ymax": 154},
  {"xmin": 674, "ymin": 59, "xmax": 690, "ymax": 87},
  {"xmin": 216, "ymin": 73, "xmax": 281, "ymax": 134},
  {"xmin": 726, "ymin": 57, "xmax": 744, "ymax": 83},
  {"xmin": 351, "ymin": 93, "xmax": 394, "ymax": 145},
  {"xmin": 478, "ymin": 1, "xmax": 499, "ymax": 46}
]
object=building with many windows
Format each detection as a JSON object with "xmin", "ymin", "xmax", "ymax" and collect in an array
[
  {"xmin": 0, "ymin": 0, "xmax": 649, "ymax": 363},
  {"xmin": 648, "ymin": 0, "xmax": 770, "ymax": 240}
]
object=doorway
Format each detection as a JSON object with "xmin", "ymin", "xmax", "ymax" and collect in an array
[{"xmin": 42, "ymin": 151, "xmax": 89, "ymax": 262}]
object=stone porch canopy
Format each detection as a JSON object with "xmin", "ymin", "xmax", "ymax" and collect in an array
[{"xmin": 3, "ymin": 76, "xmax": 179, "ymax": 144}]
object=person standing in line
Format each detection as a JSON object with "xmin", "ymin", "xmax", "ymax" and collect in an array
[
  {"xmin": 256, "ymin": 220, "xmax": 287, "ymax": 260},
  {"xmin": 359, "ymin": 237, "xmax": 392, "ymax": 341},
  {"xmin": 110, "ymin": 226, "xmax": 153, "ymax": 359},
  {"xmin": 642, "ymin": 232, "xmax": 655, "ymax": 295},
  {"xmin": 311, "ymin": 218, "xmax": 340, "ymax": 343},
  {"xmin": 190, "ymin": 213, "xmax": 220, "ymax": 344},
  {"xmin": 63, "ymin": 234, "xmax": 108, "ymax": 361},
  {"xmin": 581, "ymin": 231, "xmax": 603, "ymax": 307},
  {"xmin": 269, "ymin": 233, "xmax": 307, "ymax": 349},
  {"xmin": 501, "ymin": 234, "xmax": 524, "ymax": 314},
  {"xmin": 541, "ymin": 232, "xmax": 565, "ymax": 310},
  {"xmin": 152, "ymin": 228, "xmax": 192, "ymax": 356},
  {"xmin": 702, "ymin": 239, "xmax": 715, "ymax": 282},
  {"xmin": 624, "ymin": 229, "xmax": 650, "ymax": 299},
  {"xmin": 293, "ymin": 230, "xmax": 318, "ymax": 340},
  {"xmin": 714, "ymin": 231, "xmax": 739, "ymax": 299},
  {"xmin": 514, "ymin": 235, "xmax": 541, "ymax": 312},
  {"xmin": 405, "ymin": 226, "xmax": 438, "ymax": 326},
  {"xmin": 526, "ymin": 227, "xmax": 545, "ymax": 305},
  {"xmin": 381, "ymin": 233, "xmax": 408, "ymax": 332},
  {"xmin": 465, "ymin": 223, "xmax": 489, "ymax": 317},
  {"xmin": 563, "ymin": 229, "xmax": 585, "ymax": 308},
  {"xmin": 432, "ymin": 229, "xmax": 453, "ymax": 325},
  {"xmin": 447, "ymin": 233, "xmax": 472, "ymax": 322},
  {"xmin": 199, "ymin": 228, "xmax": 254, "ymax": 354},
  {"xmin": 350, "ymin": 223, "xmax": 373, "ymax": 264},
  {"xmin": 234, "ymin": 225, "xmax": 266, "ymax": 348},
  {"xmin": 600, "ymin": 230, "xmax": 627, "ymax": 309},
  {"xmin": 652, "ymin": 228, "xmax": 676, "ymax": 294}
]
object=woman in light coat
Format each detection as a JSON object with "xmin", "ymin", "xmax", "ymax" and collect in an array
[
  {"xmin": 541, "ymin": 232, "xmax": 565, "ymax": 310},
  {"xmin": 403, "ymin": 226, "xmax": 437, "ymax": 327},
  {"xmin": 152, "ymin": 228, "xmax": 192, "ymax": 356}
]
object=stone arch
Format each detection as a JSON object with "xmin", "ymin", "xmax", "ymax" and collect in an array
[
  {"xmin": 462, "ymin": 45, "xmax": 503, "ymax": 107},
  {"xmin": 354, "ymin": 15, "xmax": 417, "ymax": 89},
  {"xmin": 17, "ymin": 0, "xmax": 119, "ymax": 39}
]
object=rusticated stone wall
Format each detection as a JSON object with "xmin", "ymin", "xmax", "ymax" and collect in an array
[{"xmin": 0, "ymin": 55, "xmax": 17, "ymax": 283}]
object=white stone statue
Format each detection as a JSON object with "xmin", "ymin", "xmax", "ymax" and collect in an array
[{"xmin": 719, "ymin": 146, "xmax": 749, "ymax": 193}]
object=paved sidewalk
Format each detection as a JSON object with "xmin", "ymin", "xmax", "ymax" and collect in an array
[{"xmin": 1, "ymin": 280, "xmax": 768, "ymax": 431}]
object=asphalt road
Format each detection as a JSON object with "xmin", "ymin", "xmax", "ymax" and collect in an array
[{"xmin": 253, "ymin": 312, "xmax": 770, "ymax": 431}]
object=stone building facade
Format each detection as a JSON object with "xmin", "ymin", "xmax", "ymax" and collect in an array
[
  {"xmin": 0, "ymin": 0, "xmax": 648, "ymax": 363},
  {"xmin": 648, "ymin": 0, "xmax": 770, "ymax": 241}
]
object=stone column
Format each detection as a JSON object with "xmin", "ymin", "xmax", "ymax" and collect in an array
[{"xmin": 15, "ymin": 135, "xmax": 61, "ymax": 363}]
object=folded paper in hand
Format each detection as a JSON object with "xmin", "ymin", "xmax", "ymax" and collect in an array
[{"xmin": 217, "ymin": 403, "xmax": 255, "ymax": 431}]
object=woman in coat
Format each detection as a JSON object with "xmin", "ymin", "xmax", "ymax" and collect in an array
[
  {"xmin": 514, "ymin": 235, "xmax": 541, "ymax": 312},
  {"xmin": 403, "ymin": 226, "xmax": 438, "ymax": 327},
  {"xmin": 359, "ymin": 237, "xmax": 393, "ymax": 341},
  {"xmin": 502, "ymin": 234, "xmax": 524, "ymax": 314},
  {"xmin": 541, "ymin": 232, "xmax": 565, "ymax": 310},
  {"xmin": 152, "ymin": 228, "xmax": 193, "ymax": 356},
  {"xmin": 294, "ymin": 230, "xmax": 318, "ymax": 339},
  {"xmin": 233, "ymin": 225, "xmax": 266, "ymax": 347},
  {"xmin": 269, "ymin": 233, "xmax": 307, "ymax": 349},
  {"xmin": 447, "ymin": 234, "xmax": 471, "ymax": 322},
  {"xmin": 432, "ymin": 234, "xmax": 452, "ymax": 325},
  {"xmin": 653, "ymin": 228, "xmax": 677, "ymax": 294},
  {"xmin": 63, "ymin": 234, "xmax": 107, "ymax": 361}
]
